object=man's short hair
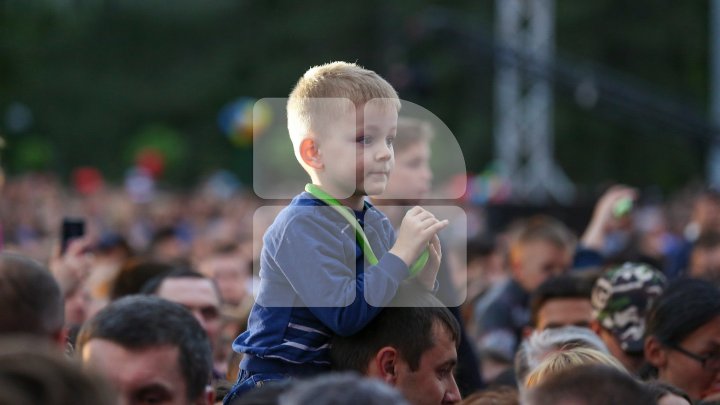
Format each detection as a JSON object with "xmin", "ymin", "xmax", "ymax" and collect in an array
[
  {"xmin": 330, "ymin": 285, "xmax": 460, "ymax": 372},
  {"xmin": 286, "ymin": 62, "xmax": 400, "ymax": 160},
  {"xmin": 0, "ymin": 252, "xmax": 63, "ymax": 338},
  {"xmin": 525, "ymin": 364, "xmax": 655, "ymax": 405},
  {"xmin": 515, "ymin": 326, "xmax": 608, "ymax": 387},
  {"xmin": 76, "ymin": 295, "xmax": 212, "ymax": 401},
  {"xmin": 0, "ymin": 336, "xmax": 114, "ymax": 405},
  {"xmin": 529, "ymin": 273, "xmax": 596, "ymax": 328}
]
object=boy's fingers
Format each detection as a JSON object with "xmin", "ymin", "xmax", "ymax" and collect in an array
[
  {"xmin": 407, "ymin": 206, "xmax": 424, "ymax": 215},
  {"xmin": 430, "ymin": 234, "xmax": 441, "ymax": 251},
  {"xmin": 424, "ymin": 220, "xmax": 448, "ymax": 235},
  {"xmin": 410, "ymin": 210, "xmax": 434, "ymax": 222},
  {"xmin": 429, "ymin": 242, "xmax": 439, "ymax": 258},
  {"xmin": 418, "ymin": 216, "xmax": 440, "ymax": 226}
]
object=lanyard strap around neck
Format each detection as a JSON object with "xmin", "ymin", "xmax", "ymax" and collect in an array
[
  {"xmin": 305, "ymin": 184, "xmax": 379, "ymax": 265},
  {"xmin": 304, "ymin": 184, "xmax": 428, "ymax": 276}
]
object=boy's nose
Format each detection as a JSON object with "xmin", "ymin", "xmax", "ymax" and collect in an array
[{"xmin": 374, "ymin": 142, "xmax": 392, "ymax": 160}]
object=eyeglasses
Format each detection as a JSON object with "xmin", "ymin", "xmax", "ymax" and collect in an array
[{"xmin": 668, "ymin": 344, "xmax": 720, "ymax": 371}]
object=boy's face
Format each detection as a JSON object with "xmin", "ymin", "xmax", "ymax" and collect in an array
[{"xmin": 317, "ymin": 101, "xmax": 398, "ymax": 198}]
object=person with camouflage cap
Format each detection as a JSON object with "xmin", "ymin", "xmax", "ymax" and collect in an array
[{"xmin": 590, "ymin": 262, "xmax": 666, "ymax": 373}]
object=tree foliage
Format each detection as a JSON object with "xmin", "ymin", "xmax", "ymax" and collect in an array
[{"xmin": 0, "ymin": 0, "xmax": 710, "ymax": 194}]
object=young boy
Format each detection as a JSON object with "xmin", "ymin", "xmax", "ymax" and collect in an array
[{"xmin": 224, "ymin": 62, "xmax": 447, "ymax": 402}]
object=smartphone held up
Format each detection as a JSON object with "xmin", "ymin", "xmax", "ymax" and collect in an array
[{"xmin": 60, "ymin": 218, "xmax": 85, "ymax": 255}]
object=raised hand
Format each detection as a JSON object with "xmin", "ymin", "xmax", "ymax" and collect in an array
[{"xmin": 390, "ymin": 206, "xmax": 448, "ymax": 269}]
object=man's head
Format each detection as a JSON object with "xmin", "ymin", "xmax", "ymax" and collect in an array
[
  {"xmin": 692, "ymin": 188, "xmax": 720, "ymax": 235},
  {"xmin": 377, "ymin": 117, "xmax": 434, "ymax": 203},
  {"xmin": 0, "ymin": 336, "xmax": 114, "ymax": 405},
  {"xmin": 508, "ymin": 216, "xmax": 574, "ymax": 292},
  {"xmin": 197, "ymin": 245, "xmax": 250, "ymax": 307},
  {"xmin": 278, "ymin": 372, "xmax": 410, "ymax": 405},
  {"xmin": 77, "ymin": 295, "xmax": 213, "ymax": 405},
  {"xmin": 528, "ymin": 273, "xmax": 595, "ymax": 332},
  {"xmin": 331, "ymin": 286, "xmax": 461, "ymax": 405},
  {"xmin": 142, "ymin": 269, "xmax": 222, "ymax": 349},
  {"xmin": 590, "ymin": 262, "xmax": 666, "ymax": 372},
  {"xmin": 0, "ymin": 252, "xmax": 64, "ymax": 344},
  {"xmin": 524, "ymin": 364, "xmax": 655, "ymax": 405},
  {"xmin": 287, "ymin": 62, "xmax": 400, "ymax": 198},
  {"xmin": 690, "ymin": 231, "xmax": 720, "ymax": 281},
  {"xmin": 149, "ymin": 227, "xmax": 190, "ymax": 263}
]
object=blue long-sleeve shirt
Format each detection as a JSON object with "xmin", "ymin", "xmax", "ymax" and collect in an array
[{"xmin": 233, "ymin": 192, "xmax": 409, "ymax": 375}]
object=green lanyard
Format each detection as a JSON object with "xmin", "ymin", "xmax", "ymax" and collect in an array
[{"xmin": 304, "ymin": 184, "xmax": 428, "ymax": 277}]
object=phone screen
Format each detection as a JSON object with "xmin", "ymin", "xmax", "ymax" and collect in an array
[{"xmin": 61, "ymin": 218, "xmax": 85, "ymax": 254}]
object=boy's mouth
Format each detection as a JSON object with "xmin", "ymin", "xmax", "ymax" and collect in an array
[{"xmin": 366, "ymin": 171, "xmax": 389, "ymax": 178}]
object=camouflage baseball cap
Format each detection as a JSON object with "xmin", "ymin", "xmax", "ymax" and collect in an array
[{"xmin": 591, "ymin": 262, "xmax": 667, "ymax": 353}]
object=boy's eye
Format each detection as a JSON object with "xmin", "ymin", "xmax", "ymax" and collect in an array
[
  {"xmin": 386, "ymin": 136, "xmax": 395, "ymax": 146},
  {"xmin": 356, "ymin": 135, "xmax": 373, "ymax": 145}
]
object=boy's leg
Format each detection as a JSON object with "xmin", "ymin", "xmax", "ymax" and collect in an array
[{"xmin": 223, "ymin": 370, "xmax": 288, "ymax": 404}]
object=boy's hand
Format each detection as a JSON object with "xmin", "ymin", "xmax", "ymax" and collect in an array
[
  {"xmin": 417, "ymin": 234, "xmax": 442, "ymax": 290},
  {"xmin": 390, "ymin": 206, "xmax": 448, "ymax": 268}
]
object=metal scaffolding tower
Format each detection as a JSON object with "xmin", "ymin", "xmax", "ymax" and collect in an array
[
  {"xmin": 494, "ymin": 0, "xmax": 574, "ymax": 203},
  {"xmin": 710, "ymin": 0, "xmax": 720, "ymax": 186}
]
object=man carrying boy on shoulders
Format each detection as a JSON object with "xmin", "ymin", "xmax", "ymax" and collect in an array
[{"xmin": 224, "ymin": 61, "xmax": 447, "ymax": 403}]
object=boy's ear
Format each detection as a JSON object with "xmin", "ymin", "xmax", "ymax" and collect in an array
[
  {"xmin": 300, "ymin": 138, "xmax": 323, "ymax": 170},
  {"xmin": 374, "ymin": 347, "xmax": 399, "ymax": 384}
]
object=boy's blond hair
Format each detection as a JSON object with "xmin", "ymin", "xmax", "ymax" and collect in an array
[
  {"xmin": 524, "ymin": 347, "xmax": 626, "ymax": 388},
  {"xmin": 287, "ymin": 61, "xmax": 400, "ymax": 165}
]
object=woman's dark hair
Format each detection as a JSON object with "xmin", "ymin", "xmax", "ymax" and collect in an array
[{"xmin": 645, "ymin": 278, "xmax": 720, "ymax": 345}]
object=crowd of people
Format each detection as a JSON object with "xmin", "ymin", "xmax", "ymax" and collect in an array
[{"xmin": 2, "ymin": 61, "xmax": 720, "ymax": 405}]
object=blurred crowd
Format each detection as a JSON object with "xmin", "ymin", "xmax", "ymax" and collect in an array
[{"xmin": 3, "ymin": 171, "xmax": 720, "ymax": 404}]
